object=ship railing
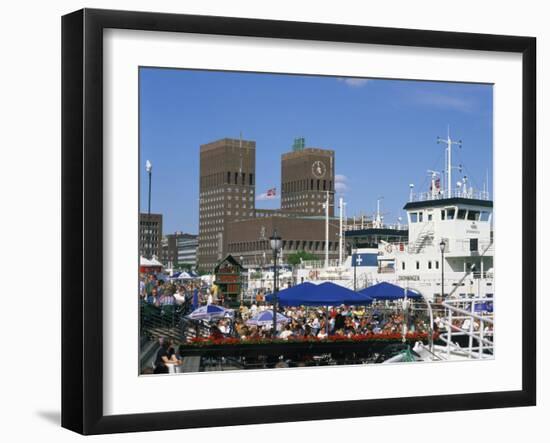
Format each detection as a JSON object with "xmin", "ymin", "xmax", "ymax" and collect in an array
[
  {"xmin": 437, "ymin": 297, "xmax": 494, "ymax": 359},
  {"xmin": 382, "ymin": 237, "xmax": 493, "ymax": 255},
  {"xmin": 295, "ymin": 258, "xmax": 342, "ymax": 269},
  {"xmin": 409, "ymin": 189, "xmax": 490, "ymax": 202},
  {"xmin": 343, "ymin": 223, "xmax": 408, "ymax": 232}
]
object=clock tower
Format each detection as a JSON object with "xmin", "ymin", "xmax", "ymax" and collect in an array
[{"xmin": 280, "ymin": 146, "xmax": 335, "ymax": 216}]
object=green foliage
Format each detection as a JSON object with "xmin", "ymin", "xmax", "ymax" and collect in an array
[{"xmin": 286, "ymin": 250, "xmax": 317, "ymax": 266}]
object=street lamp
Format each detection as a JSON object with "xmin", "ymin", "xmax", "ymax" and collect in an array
[
  {"xmin": 439, "ymin": 239, "xmax": 446, "ymax": 300},
  {"xmin": 270, "ymin": 229, "xmax": 282, "ymax": 336},
  {"xmin": 353, "ymin": 238, "xmax": 358, "ymax": 291},
  {"xmin": 145, "ymin": 160, "xmax": 153, "ymax": 258},
  {"xmin": 240, "ymin": 256, "xmax": 244, "ymax": 305}
]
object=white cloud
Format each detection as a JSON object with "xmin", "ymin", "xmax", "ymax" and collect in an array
[
  {"xmin": 335, "ymin": 174, "xmax": 349, "ymax": 193},
  {"xmin": 335, "ymin": 182, "xmax": 349, "ymax": 193},
  {"xmin": 256, "ymin": 193, "xmax": 279, "ymax": 201},
  {"xmin": 415, "ymin": 92, "xmax": 474, "ymax": 112},
  {"xmin": 338, "ymin": 77, "xmax": 370, "ymax": 88}
]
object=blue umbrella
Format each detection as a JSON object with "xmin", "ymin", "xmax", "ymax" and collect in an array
[
  {"xmin": 246, "ymin": 310, "xmax": 290, "ymax": 326},
  {"xmin": 266, "ymin": 281, "xmax": 372, "ymax": 306},
  {"xmin": 186, "ymin": 304, "xmax": 233, "ymax": 321},
  {"xmin": 359, "ymin": 282, "xmax": 422, "ymax": 300}
]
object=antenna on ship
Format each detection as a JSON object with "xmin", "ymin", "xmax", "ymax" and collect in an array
[
  {"xmin": 437, "ymin": 126, "xmax": 462, "ymax": 198},
  {"xmin": 375, "ymin": 197, "xmax": 384, "ymax": 228},
  {"xmin": 486, "ymin": 168, "xmax": 490, "ymax": 199}
]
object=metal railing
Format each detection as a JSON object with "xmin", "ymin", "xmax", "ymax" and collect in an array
[
  {"xmin": 295, "ymin": 258, "xmax": 342, "ymax": 269},
  {"xmin": 437, "ymin": 297, "xmax": 494, "ymax": 359},
  {"xmin": 343, "ymin": 222, "xmax": 408, "ymax": 232},
  {"xmin": 384, "ymin": 237, "xmax": 493, "ymax": 256},
  {"xmin": 140, "ymin": 301, "xmax": 208, "ymax": 344},
  {"xmin": 409, "ymin": 189, "xmax": 490, "ymax": 202}
]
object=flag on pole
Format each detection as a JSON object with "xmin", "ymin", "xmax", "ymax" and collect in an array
[{"xmin": 266, "ymin": 187, "xmax": 276, "ymax": 197}]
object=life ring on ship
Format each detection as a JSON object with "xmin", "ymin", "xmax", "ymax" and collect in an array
[{"xmin": 385, "ymin": 244, "xmax": 393, "ymax": 253}]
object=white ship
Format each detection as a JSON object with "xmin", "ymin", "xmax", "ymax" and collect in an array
[
  {"xmin": 295, "ymin": 130, "xmax": 494, "ymax": 303},
  {"xmin": 293, "ymin": 130, "xmax": 495, "ymax": 360}
]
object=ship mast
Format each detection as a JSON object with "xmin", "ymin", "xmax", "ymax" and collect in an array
[{"xmin": 437, "ymin": 126, "xmax": 462, "ymax": 198}]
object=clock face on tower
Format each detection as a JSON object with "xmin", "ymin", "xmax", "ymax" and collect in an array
[{"xmin": 312, "ymin": 160, "xmax": 327, "ymax": 178}]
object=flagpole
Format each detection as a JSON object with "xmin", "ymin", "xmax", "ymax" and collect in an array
[{"xmin": 325, "ymin": 190, "xmax": 329, "ymax": 268}]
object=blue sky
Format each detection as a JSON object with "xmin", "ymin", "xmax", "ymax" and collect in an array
[{"xmin": 139, "ymin": 68, "xmax": 493, "ymax": 234}]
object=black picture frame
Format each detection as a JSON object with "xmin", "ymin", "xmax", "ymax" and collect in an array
[{"xmin": 61, "ymin": 8, "xmax": 536, "ymax": 435}]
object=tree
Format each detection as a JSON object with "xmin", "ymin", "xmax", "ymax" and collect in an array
[{"xmin": 286, "ymin": 250, "xmax": 317, "ymax": 266}]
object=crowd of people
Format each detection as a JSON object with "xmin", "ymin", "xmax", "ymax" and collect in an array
[
  {"xmin": 217, "ymin": 303, "xmax": 431, "ymax": 342},
  {"xmin": 139, "ymin": 272, "xmax": 434, "ymax": 339},
  {"xmin": 139, "ymin": 272, "xmax": 208, "ymax": 310},
  {"xmin": 140, "ymin": 273, "xmax": 436, "ymax": 374}
]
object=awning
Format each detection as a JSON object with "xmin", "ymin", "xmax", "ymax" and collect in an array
[
  {"xmin": 358, "ymin": 282, "xmax": 422, "ymax": 300},
  {"xmin": 266, "ymin": 282, "xmax": 372, "ymax": 307}
]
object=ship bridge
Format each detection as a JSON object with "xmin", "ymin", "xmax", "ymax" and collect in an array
[{"xmin": 403, "ymin": 196, "xmax": 493, "ymax": 258}]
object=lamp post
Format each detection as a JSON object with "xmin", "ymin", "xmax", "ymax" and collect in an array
[
  {"xmin": 270, "ymin": 229, "xmax": 282, "ymax": 336},
  {"xmin": 240, "ymin": 256, "xmax": 244, "ymax": 305},
  {"xmin": 353, "ymin": 238, "xmax": 358, "ymax": 291},
  {"xmin": 145, "ymin": 160, "xmax": 153, "ymax": 258},
  {"xmin": 439, "ymin": 240, "xmax": 446, "ymax": 300}
]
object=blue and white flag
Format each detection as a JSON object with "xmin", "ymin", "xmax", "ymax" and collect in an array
[{"xmin": 351, "ymin": 253, "xmax": 378, "ymax": 267}]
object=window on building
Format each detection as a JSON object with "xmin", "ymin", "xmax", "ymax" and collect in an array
[
  {"xmin": 402, "ymin": 262, "xmax": 405, "ymax": 270},
  {"xmin": 234, "ymin": 172, "xmax": 238, "ymax": 185},
  {"xmin": 249, "ymin": 173, "xmax": 254, "ymax": 186},
  {"xmin": 435, "ymin": 261, "xmax": 439, "ymax": 269},
  {"xmin": 428, "ymin": 261, "xmax": 432, "ymax": 269},
  {"xmin": 428, "ymin": 213, "xmax": 433, "ymax": 221},
  {"xmin": 410, "ymin": 212, "xmax": 418, "ymax": 223},
  {"xmin": 447, "ymin": 209, "xmax": 456, "ymax": 220},
  {"xmin": 457, "ymin": 209, "xmax": 467, "ymax": 219},
  {"xmin": 419, "ymin": 212, "xmax": 424, "ymax": 222},
  {"xmin": 416, "ymin": 261, "xmax": 420, "ymax": 270}
]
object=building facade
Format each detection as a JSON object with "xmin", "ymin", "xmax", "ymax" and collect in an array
[
  {"xmin": 139, "ymin": 213, "xmax": 163, "ymax": 259},
  {"xmin": 197, "ymin": 138, "xmax": 256, "ymax": 271},
  {"xmin": 161, "ymin": 232, "xmax": 199, "ymax": 268},
  {"xmin": 226, "ymin": 215, "xmax": 339, "ymax": 268},
  {"xmin": 177, "ymin": 234, "xmax": 198, "ymax": 267},
  {"xmin": 197, "ymin": 138, "xmax": 339, "ymax": 271},
  {"xmin": 281, "ymin": 147, "xmax": 335, "ymax": 217}
]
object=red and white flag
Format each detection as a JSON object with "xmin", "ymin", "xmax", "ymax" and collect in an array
[{"xmin": 266, "ymin": 187, "xmax": 276, "ymax": 197}]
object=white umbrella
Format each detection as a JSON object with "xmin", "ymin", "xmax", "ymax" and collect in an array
[
  {"xmin": 186, "ymin": 304, "xmax": 234, "ymax": 321},
  {"xmin": 246, "ymin": 310, "xmax": 290, "ymax": 326}
]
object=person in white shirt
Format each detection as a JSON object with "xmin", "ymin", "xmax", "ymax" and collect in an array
[
  {"xmin": 279, "ymin": 325, "xmax": 293, "ymax": 340},
  {"xmin": 218, "ymin": 320, "xmax": 229, "ymax": 334},
  {"xmin": 173, "ymin": 288, "xmax": 186, "ymax": 305}
]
